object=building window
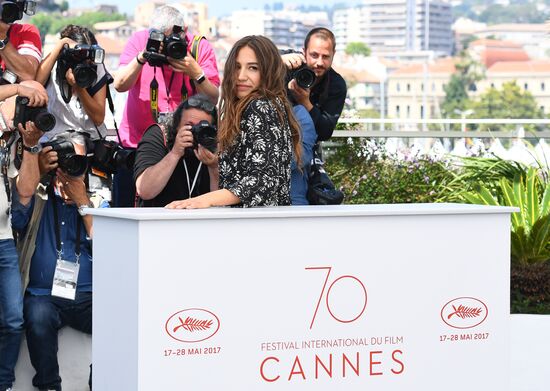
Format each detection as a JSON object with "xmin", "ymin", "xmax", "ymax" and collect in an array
[
  {"xmin": 490, "ymin": 83, "xmax": 495, "ymax": 88},
  {"xmin": 541, "ymin": 106, "xmax": 545, "ymax": 113},
  {"xmin": 406, "ymin": 105, "xmax": 410, "ymax": 118},
  {"xmin": 432, "ymin": 83, "xmax": 436, "ymax": 92},
  {"xmin": 542, "ymin": 82, "xmax": 545, "ymax": 91},
  {"xmin": 524, "ymin": 83, "xmax": 529, "ymax": 90},
  {"xmin": 396, "ymin": 105, "xmax": 400, "ymax": 117},
  {"xmin": 421, "ymin": 83, "xmax": 424, "ymax": 92},
  {"xmin": 407, "ymin": 83, "xmax": 411, "ymax": 92},
  {"xmin": 396, "ymin": 83, "xmax": 401, "ymax": 92},
  {"xmin": 420, "ymin": 105, "xmax": 424, "ymax": 118}
]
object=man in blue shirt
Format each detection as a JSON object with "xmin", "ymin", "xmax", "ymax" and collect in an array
[{"xmin": 12, "ymin": 131, "xmax": 106, "ymax": 391}]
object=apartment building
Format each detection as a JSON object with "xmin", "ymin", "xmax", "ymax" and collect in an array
[
  {"xmin": 386, "ymin": 57, "xmax": 455, "ymax": 119},
  {"xmin": 333, "ymin": 0, "xmax": 453, "ymax": 56},
  {"xmin": 228, "ymin": 9, "xmax": 329, "ymax": 49},
  {"xmin": 476, "ymin": 60, "xmax": 550, "ymax": 114}
]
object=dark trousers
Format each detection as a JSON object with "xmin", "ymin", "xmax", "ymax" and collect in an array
[
  {"xmin": 24, "ymin": 291, "xmax": 92, "ymax": 391},
  {"xmin": 112, "ymin": 166, "xmax": 136, "ymax": 207}
]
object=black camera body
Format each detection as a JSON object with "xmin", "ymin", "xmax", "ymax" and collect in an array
[
  {"xmin": 58, "ymin": 44, "xmax": 105, "ymax": 89},
  {"xmin": 144, "ymin": 25, "xmax": 187, "ymax": 67},
  {"xmin": 190, "ymin": 120, "xmax": 217, "ymax": 153},
  {"xmin": 14, "ymin": 96, "xmax": 56, "ymax": 132},
  {"xmin": 41, "ymin": 133, "xmax": 91, "ymax": 177},
  {"xmin": 41, "ymin": 132, "xmax": 135, "ymax": 177},
  {"xmin": 93, "ymin": 139, "xmax": 135, "ymax": 175},
  {"xmin": 0, "ymin": 0, "xmax": 36, "ymax": 24},
  {"xmin": 288, "ymin": 64, "xmax": 316, "ymax": 90}
]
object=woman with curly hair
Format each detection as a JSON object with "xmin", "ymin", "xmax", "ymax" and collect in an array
[{"xmin": 167, "ymin": 35, "xmax": 301, "ymax": 208}]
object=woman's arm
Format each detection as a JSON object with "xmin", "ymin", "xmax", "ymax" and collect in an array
[
  {"xmin": 35, "ymin": 37, "xmax": 73, "ymax": 86},
  {"xmin": 73, "ymin": 80, "xmax": 107, "ymax": 126},
  {"xmin": 165, "ymin": 189, "xmax": 239, "ymax": 209}
]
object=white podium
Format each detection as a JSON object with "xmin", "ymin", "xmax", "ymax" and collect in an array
[{"xmin": 88, "ymin": 204, "xmax": 515, "ymax": 390}]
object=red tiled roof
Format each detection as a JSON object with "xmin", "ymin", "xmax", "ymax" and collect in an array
[
  {"xmin": 95, "ymin": 34, "xmax": 125, "ymax": 55},
  {"xmin": 391, "ymin": 58, "xmax": 456, "ymax": 76},
  {"xmin": 480, "ymin": 49, "xmax": 530, "ymax": 67},
  {"xmin": 488, "ymin": 60, "xmax": 550, "ymax": 73}
]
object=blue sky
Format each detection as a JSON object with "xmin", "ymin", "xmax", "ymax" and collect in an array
[{"xmin": 69, "ymin": 0, "xmax": 341, "ymax": 17}]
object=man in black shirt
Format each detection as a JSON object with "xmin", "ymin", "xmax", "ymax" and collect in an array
[
  {"xmin": 283, "ymin": 27, "xmax": 347, "ymax": 142},
  {"xmin": 283, "ymin": 27, "xmax": 347, "ymax": 204},
  {"xmin": 133, "ymin": 94, "xmax": 218, "ymax": 207}
]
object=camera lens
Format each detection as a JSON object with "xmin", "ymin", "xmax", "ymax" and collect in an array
[
  {"xmin": 73, "ymin": 64, "xmax": 97, "ymax": 88},
  {"xmin": 34, "ymin": 111, "xmax": 56, "ymax": 132},
  {"xmin": 113, "ymin": 149, "xmax": 136, "ymax": 171},
  {"xmin": 61, "ymin": 155, "xmax": 88, "ymax": 177},
  {"xmin": 1, "ymin": 2, "xmax": 20, "ymax": 23},
  {"xmin": 166, "ymin": 41, "xmax": 186, "ymax": 59},
  {"xmin": 294, "ymin": 68, "xmax": 316, "ymax": 89}
]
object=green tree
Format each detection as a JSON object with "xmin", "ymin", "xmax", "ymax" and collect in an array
[
  {"xmin": 441, "ymin": 54, "xmax": 483, "ymax": 119},
  {"xmin": 31, "ymin": 11, "xmax": 127, "ymax": 39},
  {"xmin": 471, "ymin": 81, "xmax": 544, "ymax": 130},
  {"xmin": 345, "ymin": 42, "xmax": 371, "ymax": 57}
]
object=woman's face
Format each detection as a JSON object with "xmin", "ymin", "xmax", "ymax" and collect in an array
[{"xmin": 234, "ymin": 46, "xmax": 260, "ymax": 99}]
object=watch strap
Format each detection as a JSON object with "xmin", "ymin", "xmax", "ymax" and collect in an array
[
  {"xmin": 22, "ymin": 144, "xmax": 40, "ymax": 154},
  {"xmin": 0, "ymin": 32, "xmax": 9, "ymax": 50},
  {"xmin": 195, "ymin": 72, "xmax": 206, "ymax": 84}
]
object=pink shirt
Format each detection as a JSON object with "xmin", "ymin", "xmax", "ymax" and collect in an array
[{"xmin": 118, "ymin": 30, "xmax": 220, "ymax": 148}]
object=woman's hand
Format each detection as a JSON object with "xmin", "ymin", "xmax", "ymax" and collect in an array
[{"xmin": 165, "ymin": 195, "xmax": 212, "ymax": 209}]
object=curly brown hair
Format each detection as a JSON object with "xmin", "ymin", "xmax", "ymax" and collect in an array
[{"xmin": 218, "ymin": 35, "xmax": 301, "ymax": 163}]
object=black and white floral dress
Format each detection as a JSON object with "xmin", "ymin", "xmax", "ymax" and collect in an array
[{"xmin": 219, "ymin": 97, "xmax": 292, "ymax": 207}]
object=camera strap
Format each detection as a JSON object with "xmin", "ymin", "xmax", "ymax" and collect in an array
[
  {"xmin": 183, "ymin": 159, "xmax": 202, "ymax": 198},
  {"xmin": 49, "ymin": 184, "xmax": 82, "ymax": 263},
  {"xmin": 1, "ymin": 132, "xmax": 15, "ymax": 206},
  {"xmin": 150, "ymin": 67, "xmax": 159, "ymax": 122}
]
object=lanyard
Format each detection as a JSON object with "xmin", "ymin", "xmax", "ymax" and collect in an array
[
  {"xmin": 183, "ymin": 159, "xmax": 202, "ymax": 198},
  {"xmin": 149, "ymin": 65, "xmax": 189, "ymax": 121},
  {"xmin": 49, "ymin": 185, "xmax": 82, "ymax": 264},
  {"xmin": 1, "ymin": 133, "xmax": 15, "ymax": 206}
]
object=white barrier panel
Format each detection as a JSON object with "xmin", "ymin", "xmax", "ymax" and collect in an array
[{"xmin": 89, "ymin": 204, "xmax": 514, "ymax": 390}]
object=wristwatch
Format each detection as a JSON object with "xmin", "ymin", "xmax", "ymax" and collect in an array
[
  {"xmin": 0, "ymin": 35, "xmax": 9, "ymax": 51},
  {"xmin": 195, "ymin": 72, "xmax": 206, "ymax": 84},
  {"xmin": 22, "ymin": 144, "xmax": 41, "ymax": 154},
  {"xmin": 78, "ymin": 201, "xmax": 94, "ymax": 216}
]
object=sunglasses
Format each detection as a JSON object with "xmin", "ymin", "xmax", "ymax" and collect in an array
[{"xmin": 185, "ymin": 96, "xmax": 217, "ymax": 117}]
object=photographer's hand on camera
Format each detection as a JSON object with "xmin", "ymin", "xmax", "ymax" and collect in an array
[
  {"xmin": 282, "ymin": 52, "xmax": 305, "ymax": 70},
  {"xmin": 18, "ymin": 120, "xmax": 41, "ymax": 148},
  {"xmin": 288, "ymin": 79, "xmax": 313, "ymax": 111},
  {"xmin": 170, "ymin": 124, "xmax": 194, "ymax": 157},
  {"xmin": 38, "ymin": 146, "xmax": 58, "ymax": 175},
  {"xmin": 15, "ymin": 83, "xmax": 47, "ymax": 107}
]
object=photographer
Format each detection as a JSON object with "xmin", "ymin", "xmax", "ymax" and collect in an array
[
  {"xmin": 283, "ymin": 27, "xmax": 346, "ymax": 142},
  {"xmin": 0, "ymin": 80, "xmax": 46, "ymax": 391},
  {"xmin": 0, "ymin": 0, "xmax": 42, "ymax": 81},
  {"xmin": 113, "ymin": 5, "xmax": 220, "ymax": 207},
  {"xmin": 134, "ymin": 94, "xmax": 218, "ymax": 207},
  {"xmin": 11, "ymin": 131, "xmax": 105, "ymax": 391},
  {"xmin": 283, "ymin": 28, "xmax": 346, "ymax": 205},
  {"xmin": 36, "ymin": 25, "xmax": 110, "ymax": 140}
]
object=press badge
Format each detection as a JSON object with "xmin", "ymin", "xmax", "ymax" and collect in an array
[{"xmin": 51, "ymin": 260, "xmax": 80, "ymax": 300}]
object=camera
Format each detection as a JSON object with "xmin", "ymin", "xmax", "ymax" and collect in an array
[
  {"xmin": 14, "ymin": 96, "xmax": 56, "ymax": 132},
  {"xmin": 41, "ymin": 132, "xmax": 135, "ymax": 177},
  {"xmin": 58, "ymin": 44, "xmax": 105, "ymax": 89},
  {"xmin": 288, "ymin": 64, "xmax": 316, "ymax": 90},
  {"xmin": 190, "ymin": 120, "xmax": 217, "ymax": 153},
  {"xmin": 0, "ymin": 0, "xmax": 36, "ymax": 24},
  {"xmin": 41, "ymin": 132, "xmax": 91, "ymax": 177},
  {"xmin": 92, "ymin": 139, "xmax": 136, "ymax": 174},
  {"xmin": 144, "ymin": 25, "xmax": 187, "ymax": 67}
]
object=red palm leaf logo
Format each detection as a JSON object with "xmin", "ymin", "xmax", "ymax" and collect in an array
[
  {"xmin": 447, "ymin": 305, "xmax": 482, "ymax": 320},
  {"xmin": 173, "ymin": 316, "xmax": 213, "ymax": 333},
  {"xmin": 165, "ymin": 308, "xmax": 220, "ymax": 343},
  {"xmin": 441, "ymin": 297, "xmax": 488, "ymax": 329}
]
